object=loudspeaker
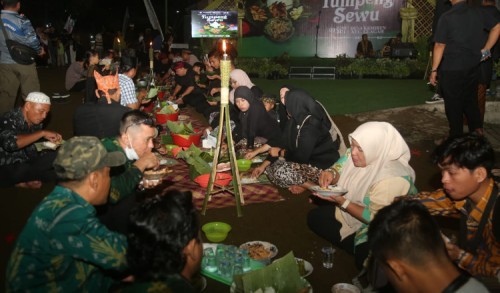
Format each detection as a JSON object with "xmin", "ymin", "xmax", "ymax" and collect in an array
[{"xmin": 391, "ymin": 43, "xmax": 417, "ymax": 58}]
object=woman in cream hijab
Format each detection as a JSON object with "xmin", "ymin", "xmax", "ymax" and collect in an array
[
  {"xmin": 307, "ymin": 121, "xmax": 417, "ymax": 269},
  {"xmin": 229, "ymin": 69, "xmax": 263, "ymax": 104}
]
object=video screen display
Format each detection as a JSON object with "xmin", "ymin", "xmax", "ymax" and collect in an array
[{"xmin": 191, "ymin": 10, "xmax": 238, "ymax": 38}]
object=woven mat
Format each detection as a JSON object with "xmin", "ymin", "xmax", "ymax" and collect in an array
[{"xmin": 160, "ymin": 108, "xmax": 284, "ymax": 211}]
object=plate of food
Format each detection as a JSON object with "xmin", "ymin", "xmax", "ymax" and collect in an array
[
  {"xmin": 331, "ymin": 283, "xmax": 360, "ymax": 293},
  {"xmin": 240, "ymin": 241, "xmax": 278, "ymax": 261},
  {"xmin": 143, "ymin": 167, "xmax": 171, "ymax": 181},
  {"xmin": 35, "ymin": 140, "xmax": 64, "ymax": 151},
  {"xmin": 309, "ymin": 185, "xmax": 348, "ymax": 197},
  {"xmin": 216, "ymin": 162, "xmax": 231, "ymax": 172},
  {"xmin": 178, "ymin": 114, "xmax": 189, "ymax": 121}
]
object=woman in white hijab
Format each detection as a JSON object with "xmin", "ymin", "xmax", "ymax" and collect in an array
[{"xmin": 307, "ymin": 121, "xmax": 417, "ymax": 269}]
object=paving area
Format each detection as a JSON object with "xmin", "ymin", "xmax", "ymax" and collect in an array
[{"xmin": 349, "ymin": 103, "xmax": 500, "ymax": 152}]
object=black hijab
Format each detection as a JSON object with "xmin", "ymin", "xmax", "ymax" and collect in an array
[
  {"xmin": 281, "ymin": 86, "xmax": 332, "ymax": 149},
  {"xmin": 235, "ymin": 86, "xmax": 280, "ymax": 147}
]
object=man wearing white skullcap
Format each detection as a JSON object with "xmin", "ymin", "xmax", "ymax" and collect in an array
[{"xmin": 0, "ymin": 91, "xmax": 62, "ymax": 188}]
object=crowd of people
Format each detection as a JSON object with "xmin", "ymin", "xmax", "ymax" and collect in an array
[{"xmin": 1, "ymin": 0, "xmax": 500, "ymax": 291}]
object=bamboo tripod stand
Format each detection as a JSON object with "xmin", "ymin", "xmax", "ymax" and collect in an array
[{"xmin": 201, "ymin": 101, "xmax": 244, "ymax": 217}]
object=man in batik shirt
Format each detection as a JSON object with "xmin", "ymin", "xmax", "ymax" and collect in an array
[
  {"xmin": 414, "ymin": 134, "xmax": 500, "ymax": 280},
  {"xmin": 6, "ymin": 136, "xmax": 128, "ymax": 292},
  {"xmin": 0, "ymin": 92, "xmax": 61, "ymax": 188}
]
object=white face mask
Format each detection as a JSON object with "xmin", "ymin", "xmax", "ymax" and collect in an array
[{"xmin": 124, "ymin": 134, "xmax": 139, "ymax": 161}]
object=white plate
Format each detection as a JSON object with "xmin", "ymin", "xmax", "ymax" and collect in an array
[
  {"xmin": 178, "ymin": 114, "xmax": 189, "ymax": 121},
  {"xmin": 309, "ymin": 185, "xmax": 348, "ymax": 197},
  {"xmin": 230, "ymin": 277, "xmax": 312, "ymax": 293},
  {"xmin": 239, "ymin": 241, "xmax": 278, "ymax": 260},
  {"xmin": 331, "ymin": 283, "xmax": 360, "ymax": 293},
  {"xmin": 241, "ymin": 177, "xmax": 259, "ymax": 184},
  {"xmin": 159, "ymin": 158, "xmax": 178, "ymax": 166},
  {"xmin": 296, "ymin": 258, "xmax": 313, "ymax": 278},
  {"xmin": 251, "ymin": 157, "xmax": 263, "ymax": 163}
]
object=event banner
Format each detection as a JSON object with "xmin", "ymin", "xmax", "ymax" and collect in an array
[
  {"xmin": 239, "ymin": 0, "xmax": 403, "ymax": 57},
  {"xmin": 192, "ymin": 10, "xmax": 239, "ymax": 38}
]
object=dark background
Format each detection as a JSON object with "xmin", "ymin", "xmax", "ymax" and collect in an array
[{"xmin": 17, "ymin": 0, "xmax": 199, "ymax": 38}]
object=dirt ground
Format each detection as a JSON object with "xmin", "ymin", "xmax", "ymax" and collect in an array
[{"xmin": 1, "ymin": 67, "xmax": 499, "ymax": 292}]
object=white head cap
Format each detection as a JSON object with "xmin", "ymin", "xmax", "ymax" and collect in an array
[{"xmin": 25, "ymin": 92, "xmax": 51, "ymax": 105}]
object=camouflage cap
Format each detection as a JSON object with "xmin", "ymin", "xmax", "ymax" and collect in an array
[{"xmin": 53, "ymin": 136, "xmax": 126, "ymax": 180}]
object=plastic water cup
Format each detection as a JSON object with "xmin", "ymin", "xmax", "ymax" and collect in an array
[
  {"xmin": 218, "ymin": 257, "xmax": 232, "ymax": 278},
  {"xmin": 322, "ymin": 246, "xmax": 335, "ymax": 269},
  {"xmin": 216, "ymin": 244, "xmax": 226, "ymax": 257},
  {"xmin": 204, "ymin": 247, "xmax": 215, "ymax": 256},
  {"xmin": 233, "ymin": 263, "xmax": 244, "ymax": 275},
  {"xmin": 204, "ymin": 254, "xmax": 217, "ymax": 273}
]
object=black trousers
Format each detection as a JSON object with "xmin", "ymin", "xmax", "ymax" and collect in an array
[
  {"xmin": 440, "ymin": 66, "xmax": 482, "ymax": 136},
  {"xmin": 0, "ymin": 151, "xmax": 57, "ymax": 187},
  {"xmin": 307, "ymin": 204, "xmax": 370, "ymax": 270},
  {"xmin": 69, "ymin": 79, "xmax": 87, "ymax": 92},
  {"xmin": 182, "ymin": 93, "xmax": 210, "ymax": 114}
]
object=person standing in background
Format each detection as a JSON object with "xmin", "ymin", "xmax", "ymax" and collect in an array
[
  {"xmin": 0, "ymin": 0, "xmax": 44, "ymax": 114},
  {"xmin": 429, "ymin": 0, "xmax": 500, "ymax": 136}
]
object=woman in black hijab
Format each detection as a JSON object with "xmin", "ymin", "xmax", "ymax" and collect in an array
[
  {"xmin": 234, "ymin": 86, "xmax": 281, "ymax": 148},
  {"xmin": 252, "ymin": 86, "xmax": 345, "ymax": 193}
]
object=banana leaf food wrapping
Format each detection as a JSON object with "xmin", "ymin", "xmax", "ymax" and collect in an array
[
  {"xmin": 166, "ymin": 121, "xmax": 197, "ymax": 136},
  {"xmin": 176, "ymin": 145, "xmax": 214, "ymax": 180},
  {"xmin": 232, "ymin": 252, "xmax": 311, "ymax": 293},
  {"xmin": 158, "ymin": 104, "xmax": 178, "ymax": 114}
]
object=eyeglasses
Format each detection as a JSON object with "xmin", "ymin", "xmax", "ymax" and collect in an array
[{"xmin": 125, "ymin": 118, "xmax": 155, "ymax": 133}]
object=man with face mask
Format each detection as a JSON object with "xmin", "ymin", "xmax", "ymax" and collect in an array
[
  {"xmin": 0, "ymin": 92, "xmax": 62, "ymax": 188},
  {"xmin": 98, "ymin": 110, "xmax": 160, "ymax": 234}
]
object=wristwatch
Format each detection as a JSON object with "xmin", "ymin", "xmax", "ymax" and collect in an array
[{"xmin": 340, "ymin": 199, "xmax": 350, "ymax": 211}]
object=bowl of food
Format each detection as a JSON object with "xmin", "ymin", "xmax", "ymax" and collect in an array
[
  {"xmin": 194, "ymin": 173, "xmax": 233, "ymax": 188},
  {"xmin": 237, "ymin": 159, "xmax": 252, "ymax": 172},
  {"xmin": 240, "ymin": 241, "xmax": 278, "ymax": 265},
  {"xmin": 309, "ymin": 185, "xmax": 348, "ymax": 197},
  {"xmin": 155, "ymin": 111, "xmax": 179, "ymax": 124},
  {"xmin": 202, "ymin": 222, "xmax": 232, "ymax": 243},
  {"xmin": 171, "ymin": 131, "xmax": 202, "ymax": 147}
]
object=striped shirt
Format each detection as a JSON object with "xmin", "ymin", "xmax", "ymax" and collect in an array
[
  {"xmin": 414, "ymin": 179, "xmax": 500, "ymax": 277},
  {"xmin": 118, "ymin": 74, "xmax": 138, "ymax": 107}
]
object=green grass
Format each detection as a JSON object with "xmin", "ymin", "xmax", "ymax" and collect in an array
[{"xmin": 254, "ymin": 78, "xmax": 434, "ymax": 115}]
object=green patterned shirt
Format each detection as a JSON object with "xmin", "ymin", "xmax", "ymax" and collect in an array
[
  {"xmin": 101, "ymin": 137, "xmax": 143, "ymax": 202},
  {"xmin": 6, "ymin": 185, "xmax": 128, "ymax": 292}
]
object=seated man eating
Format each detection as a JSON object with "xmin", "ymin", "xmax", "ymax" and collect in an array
[
  {"xmin": 0, "ymin": 92, "xmax": 62, "ymax": 188},
  {"xmin": 414, "ymin": 133, "xmax": 500, "ymax": 282},
  {"xmin": 6, "ymin": 136, "xmax": 128, "ymax": 291}
]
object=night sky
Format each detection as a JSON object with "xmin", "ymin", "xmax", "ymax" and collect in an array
[{"xmin": 19, "ymin": 0, "xmax": 197, "ymax": 34}]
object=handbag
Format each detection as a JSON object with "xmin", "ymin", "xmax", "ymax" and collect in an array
[{"xmin": 0, "ymin": 15, "xmax": 37, "ymax": 65}]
